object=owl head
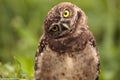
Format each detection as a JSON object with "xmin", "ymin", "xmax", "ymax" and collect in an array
[{"xmin": 44, "ymin": 2, "xmax": 87, "ymax": 39}]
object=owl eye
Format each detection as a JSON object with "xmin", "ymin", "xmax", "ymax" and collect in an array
[
  {"xmin": 50, "ymin": 25, "xmax": 59, "ymax": 32},
  {"xmin": 63, "ymin": 10, "xmax": 70, "ymax": 18}
]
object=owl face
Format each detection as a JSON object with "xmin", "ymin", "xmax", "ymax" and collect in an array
[{"xmin": 44, "ymin": 2, "xmax": 83, "ymax": 39}]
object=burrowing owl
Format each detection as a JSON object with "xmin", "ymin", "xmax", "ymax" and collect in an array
[{"xmin": 35, "ymin": 2, "xmax": 100, "ymax": 80}]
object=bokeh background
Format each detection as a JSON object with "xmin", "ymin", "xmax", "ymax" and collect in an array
[{"xmin": 0, "ymin": 0, "xmax": 120, "ymax": 80}]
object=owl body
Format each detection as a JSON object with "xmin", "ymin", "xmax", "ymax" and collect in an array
[{"xmin": 35, "ymin": 2, "xmax": 100, "ymax": 80}]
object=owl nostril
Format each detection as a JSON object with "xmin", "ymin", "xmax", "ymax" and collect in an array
[{"xmin": 70, "ymin": 29, "xmax": 73, "ymax": 33}]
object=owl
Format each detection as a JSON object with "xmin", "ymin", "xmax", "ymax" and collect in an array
[{"xmin": 35, "ymin": 2, "xmax": 100, "ymax": 80}]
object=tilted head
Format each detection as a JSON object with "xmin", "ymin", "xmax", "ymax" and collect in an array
[{"xmin": 44, "ymin": 2, "xmax": 87, "ymax": 39}]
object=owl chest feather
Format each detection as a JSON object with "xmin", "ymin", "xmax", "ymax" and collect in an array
[{"xmin": 35, "ymin": 42, "xmax": 99, "ymax": 80}]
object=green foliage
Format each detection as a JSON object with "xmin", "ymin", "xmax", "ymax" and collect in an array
[{"xmin": 0, "ymin": 0, "xmax": 120, "ymax": 80}]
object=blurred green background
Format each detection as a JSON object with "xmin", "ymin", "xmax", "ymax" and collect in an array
[{"xmin": 0, "ymin": 0, "xmax": 120, "ymax": 80}]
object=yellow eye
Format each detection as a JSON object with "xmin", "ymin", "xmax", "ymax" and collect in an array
[
  {"xmin": 51, "ymin": 26, "xmax": 58, "ymax": 32},
  {"xmin": 63, "ymin": 10, "xmax": 70, "ymax": 18}
]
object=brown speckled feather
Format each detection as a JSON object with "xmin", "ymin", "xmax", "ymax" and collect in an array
[{"xmin": 35, "ymin": 2, "xmax": 100, "ymax": 80}]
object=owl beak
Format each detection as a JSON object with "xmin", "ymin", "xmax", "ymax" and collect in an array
[{"xmin": 61, "ymin": 23, "xmax": 70, "ymax": 30}]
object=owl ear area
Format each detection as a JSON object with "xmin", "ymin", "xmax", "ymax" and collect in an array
[
  {"xmin": 77, "ymin": 10, "xmax": 87, "ymax": 25},
  {"xmin": 63, "ymin": 9, "xmax": 70, "ymax": 18}
]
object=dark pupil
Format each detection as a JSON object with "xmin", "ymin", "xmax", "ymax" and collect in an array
[
  {"xmin": 53, "ymin": 26, "xmax": 57, "ymax": 30},
  {"xmin": 65, "ymin": 12, "xmax": 67, "ymax": 15},
  {"xmin": 51, "ymin": 25, "xmax": 58, "ymax": 31}
]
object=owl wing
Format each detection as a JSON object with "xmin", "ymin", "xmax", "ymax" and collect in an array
[
  {"xmin": 34, "ymin": 35, "xmax": 47, "ymax": 71},
  {"xmin": 84, "ymin": 31, "xmax": 100, "ymax": 80},
  {"xmin": 89, "ymin": 34, "xmax": 100, "ymax": 80},
  {"xmin": 80, "ymin": 30, "xmax": 100, "ymax": 80}
]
